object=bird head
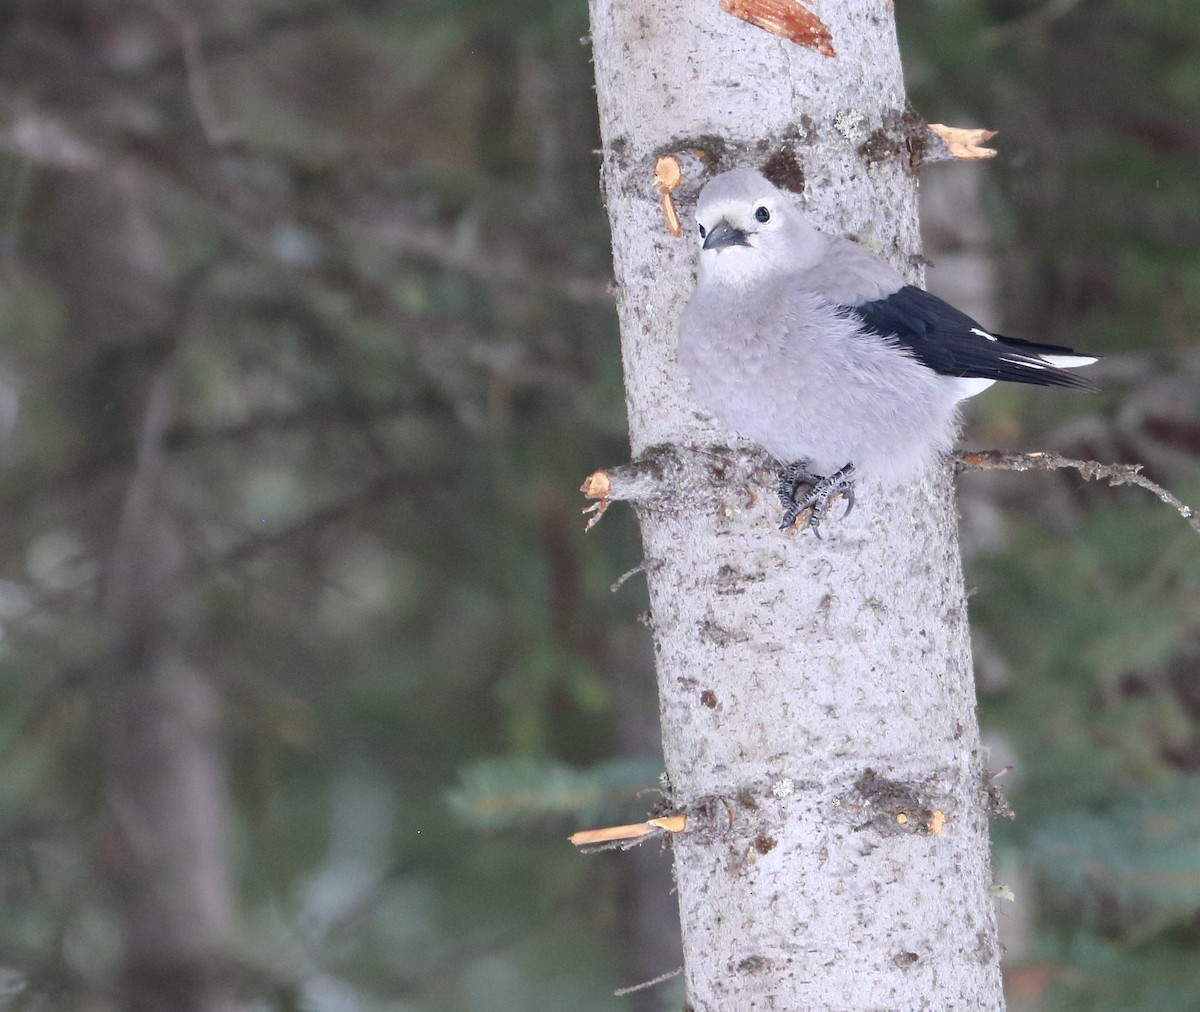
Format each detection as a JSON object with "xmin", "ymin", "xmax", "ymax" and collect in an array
[{"xmin": 694, "ymin": 169, "xmax": 820, "ymax": 288}]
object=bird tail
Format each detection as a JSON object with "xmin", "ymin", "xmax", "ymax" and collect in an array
[{"xmin": 992, "ymin": 334, "xmax": 1100, "ymax": 390}]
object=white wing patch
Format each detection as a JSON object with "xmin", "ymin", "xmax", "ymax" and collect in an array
[
  {"xmin": 1041, "ymin": 353, "xmax": 1099, "ymax": 369},
  {"xmin": 971, "ymin": 327, "xmax": 998, "ymax": 342}
]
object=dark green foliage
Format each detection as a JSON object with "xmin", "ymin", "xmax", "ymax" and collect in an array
[
  {"xmin": 448, "ymin": 756, "xmax": 666, "ymax": 830},
  {"xmin": 0, "ymin": 0, "xmax": 651, "ymax": 1008},
  {"xmin": 1027, "ymin": 782, "xmax": 1200, "ymax": 934}
]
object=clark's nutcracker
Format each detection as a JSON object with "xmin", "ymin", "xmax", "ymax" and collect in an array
[{"xmin": 678, "ymin": 168, "xmax": 1098, "ymax": 534}]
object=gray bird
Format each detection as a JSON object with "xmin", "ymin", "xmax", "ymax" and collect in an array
[{"xmin": 677, "ymin": 168, "xmax": 1098, "ymax": 533}]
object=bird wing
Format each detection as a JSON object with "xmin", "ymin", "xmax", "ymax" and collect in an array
[{"xmin": 844, "ymin": 285, "xmax": 1098, "ymax": 390}]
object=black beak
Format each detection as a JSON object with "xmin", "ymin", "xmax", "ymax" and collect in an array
[{"xmin": 702, "ymin": 218, "xmax": 750, "ymax": 251}]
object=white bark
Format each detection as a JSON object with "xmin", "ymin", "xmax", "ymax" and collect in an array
[{"xmin": 587, "ymin": 1, "xmax": 1005, "ymax": 1008}]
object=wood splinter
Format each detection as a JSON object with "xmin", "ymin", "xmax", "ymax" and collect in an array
[
  {"xmin": 654, "ymin": 155, "xmax": 683, "ymax": 237},
  {"xmin": 720, "ymin": 0, "xmax": 836, "ymax": 57},
  {"xmin": 570, "ymin": 814, "xmax": 687, "ymax": 847}
]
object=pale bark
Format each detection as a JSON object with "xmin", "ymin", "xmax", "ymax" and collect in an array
[{"xmin": 587, "ymin": 0, "xmax": 1005, "ymax": 1008}]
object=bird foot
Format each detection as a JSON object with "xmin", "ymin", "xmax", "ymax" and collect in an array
[{"xmin": 777, "ymin": 461, "xmax": 856, "ymax": 536}]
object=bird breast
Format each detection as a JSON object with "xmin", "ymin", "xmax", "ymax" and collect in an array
[{"xmin": 678, "ymin": 278, "xmax": 964, "ymax": 483}]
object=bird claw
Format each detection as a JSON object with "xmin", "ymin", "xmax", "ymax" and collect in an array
[{"xmin": 778, "ymin": 462, "xmax": 857, "ymax": 536}]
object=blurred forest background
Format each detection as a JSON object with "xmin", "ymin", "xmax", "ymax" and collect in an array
[{"xmin": 0, "ymin": 0, "xmax": 1198, "ymax": 1009}]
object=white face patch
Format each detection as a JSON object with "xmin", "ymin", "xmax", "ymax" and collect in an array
[
  {"xmin": 697, "ymin": 198, "xmax": 777, "ymax": 288},
  {"xmin": 694, "ymin": 173, "xmax": 825, "ymax": 290}
]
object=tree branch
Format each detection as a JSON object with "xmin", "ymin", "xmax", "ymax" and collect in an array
[
  {"xmin": 581, "ymin": 446, "xmax": 1200, "ymax": 535},
  {"xmin": 202, "ymin": 469, "xmax": 423, "ymax": 573},
  {"xmin": 956, "ymin": 450, "xmax": 1200, "ymax": 534},
  {"xmin": 152, "ymin": 0, "xmax": 234, "ymax": 145},
  {"xmin": 579, "ymin": 444, "xmax": 775, "ymax": 529}
]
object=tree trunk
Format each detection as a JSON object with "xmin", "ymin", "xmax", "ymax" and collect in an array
[
  {"xmin": 42, "ymin": 163, "xmax": 244, "ymax": 1011},
  {"xmin": 586, "ymin": 1, "xmax": 1006, "ymax": 1008},
  {"xmin": 100, "ymin": 371, "xmax": 241, "ymax": 1012}
]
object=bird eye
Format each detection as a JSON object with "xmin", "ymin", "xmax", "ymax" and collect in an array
[
  {"xmin": 754, "ymin": 205, "xmax": 771, "ymax": 223},
  {"xmin": 698, "ymin": 223, "xmax": 707, "ymax": 239}
]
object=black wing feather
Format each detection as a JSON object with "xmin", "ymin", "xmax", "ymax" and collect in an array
[{"xmin": 845, "ymin": 285, "xmax": 1097, "ymax": 390}]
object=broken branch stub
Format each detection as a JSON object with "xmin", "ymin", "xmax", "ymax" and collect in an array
[
  {"xmin": 654, "ymin": 155, "xmax": 683, "ymax": 237},
  {"xmin": 928, "ymin": 123, "xmax": 998, "ymax": 160}
]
